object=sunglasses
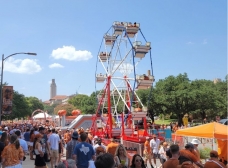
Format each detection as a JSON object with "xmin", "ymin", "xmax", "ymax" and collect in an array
[{"xmin": 135, "ymin": 159, "xmax": 142, "ymax": 162}]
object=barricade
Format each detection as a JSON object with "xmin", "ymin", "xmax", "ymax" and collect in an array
[
  {"xmin": 147, "ymin": 128, "xmax": 172, "ymax": 141},
  {"xmin": 122, "ymin": 140, "xmax": 143, "ymax": 156},
  {"xmin": 172, "ymin": 134, "xmax": 184, "ymax": 149},
  {"xmin": 125, "ymin": 147, "xmax": 137, "ymax": 164}
]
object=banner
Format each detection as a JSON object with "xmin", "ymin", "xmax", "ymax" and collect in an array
[{"xmin": 2, "ymin": 86, "xmax": 13, "ymax": 115}]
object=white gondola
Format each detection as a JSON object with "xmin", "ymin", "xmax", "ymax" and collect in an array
[
  {"xmin": 112, "ymin": 129, "xmax": 121, "ymax": 136},
  {"xmin": 96, "ymin": 74, "xmax": 107, "ymax": 83},
  {"xmin": 126, "ymin": 22, "xmax": 140, "ymax": 38},
  {"xmin": 125, "ymin": 128, "xmax": 133, "ymax": 136},
  {"xmin": 104, "ymin": 34, "xmax": 116, "ymax": 45},
  {"xmin": 136, "ymin": 74, "xmax": 155, "ymax": 88},
  {"xmin": 96, "ymin": 119, "xmax": 103, "ymax": 128},
  {"xmin": 131, "ymin": 111, "xmax": 147, "ymax": 120},
  {"xmin": 133, "ymin": 41, "xmax": 151, "ymax": 58},
  {"xmin": 99, "ymin": 52, "xmax": 110, "ymax": 62},
  {"xmin": 113, "ymin": 21, "xmax": 126, "ymax": 35}
]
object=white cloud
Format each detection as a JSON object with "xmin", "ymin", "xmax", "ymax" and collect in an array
[
  {"xmin": 48, "ymin": 81, "xmax": 51, "ymax": 84},
  {"xmin": 202, "ymin": 39, "xmax": 208, "ymax": 44},
  {"xmin": 187, "ymin": 41, "xmax": 194, "ymax": 45},
  {"xmin": 3, "ymin": 58, "xmax": 42, "ymax": 74},
  {"xmin": 51, "ymin": 46, "xmax": 92, "ymax": 61},
  {"xmin": 49, "ymin": 63, "xmax": 64, "ymax": 68}
]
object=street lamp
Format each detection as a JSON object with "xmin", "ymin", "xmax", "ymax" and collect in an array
[{"xmin": 0, "ymin": 52, "xmax": 37, "ymax": 125}]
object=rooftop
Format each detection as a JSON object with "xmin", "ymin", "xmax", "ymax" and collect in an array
[{"xmin": 50, "ymin": 95, "xmax": 68, "ymax": 100}]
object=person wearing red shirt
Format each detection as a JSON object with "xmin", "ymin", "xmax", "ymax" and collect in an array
[
  {"xmin": 204, "ymin": 150, "xmax": 226, "ymax": 168},
  {"xmin": 64, "ymin": 130, "xmax": 71, "ymax": 144}
]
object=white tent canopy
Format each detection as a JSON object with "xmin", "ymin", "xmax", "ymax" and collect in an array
[{"xmin": 33, "ymin": 112, "xmax": 52, "ymax": 119}]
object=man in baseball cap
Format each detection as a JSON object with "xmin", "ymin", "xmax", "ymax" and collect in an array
[
  {"xmin": 179, "ymin": 143, "xmax": 203, "ymax": 168},
  {"xmin": 66, "ymin": 131, "xmax": 79, "ymax": 159}
]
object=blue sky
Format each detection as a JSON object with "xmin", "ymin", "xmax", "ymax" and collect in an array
[{"xmin": 0, "ymin": 0, "xmax": 226, "ymax": 102}]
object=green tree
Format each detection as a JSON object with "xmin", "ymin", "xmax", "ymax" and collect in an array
[
  {"xmin": 43, "ymin": 104, "xmax": 57, "ymax": 115},
  {"xmin": 68, "ymin": 94, "xmax": 96, "ymax": 114},
  {"xmin": 54, "ymin": 104, "xmax": 76, "ymax": 116},
  {"xmin": 190, "ymin": 80, "xmax": 217, "ymax": 122},
  {"xmin": 68, "ymin": 94, "xmax": 89, "ymax": 108},
  {"xmin": 26, "ymin": 97, "xmax": 44, "ymax": 112},
  {"xmin": 213, "ymin": 78, "xmax": 227, "ymax": 118},
  {"xmin": 154, "ymin": 73, "xmax": 194, "ymax": 125},
  {"xmin": 190, "ymin": 78, "xmax": 227, "ymax": 121}
]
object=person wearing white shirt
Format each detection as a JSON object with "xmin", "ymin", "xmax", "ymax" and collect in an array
[
  {"xmin": 15, "ymin": 130, "xmax": 28, "ymax": 154},
  {"xmin": 48, "ymin": 128, "xmax": 60, "ymax": 168},
  {"xmin": 158, "ymin": 141, "xmax": 168, "ymax": 167},
  {"xmin": 93, "ymin": 138, "xmax": 106, "ymax": 155},
  {"xmin": 150, "ymin": 134, "xmax": 160, "ymax": 167}
]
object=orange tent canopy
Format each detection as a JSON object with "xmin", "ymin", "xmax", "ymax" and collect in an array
[{"xmin": 175, "ymin": 122, "xmax": 228, "ymax": 139}]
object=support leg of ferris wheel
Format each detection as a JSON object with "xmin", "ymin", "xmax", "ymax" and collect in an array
[
  {"xmin": 107, "ymin": 75, "xmax": 112, "ymax": 138},
  {"xmin": 92, "ymin": 83, "xmax": 108, "ymax": 135}
]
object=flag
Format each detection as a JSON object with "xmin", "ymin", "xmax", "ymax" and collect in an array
[{"xmin": 2, "ymin": 86, "xmax": 13, "ymax": 115}]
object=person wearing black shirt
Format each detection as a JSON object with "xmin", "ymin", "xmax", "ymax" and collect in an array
[{"xmin": 39, "ymin": 127, "xmax": 50, "ymax": 162}]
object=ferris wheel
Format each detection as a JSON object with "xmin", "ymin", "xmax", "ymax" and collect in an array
[{"xmin": 92, "ymin": 21, "xmax": 154, "ymax": 139}]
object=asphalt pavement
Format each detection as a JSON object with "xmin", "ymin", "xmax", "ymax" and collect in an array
[
  {"xmin": 21, "ymin": 149, "xmax": 161, "ymax": 168},
  {"xmin": 22, "ymin": 152, "xmax": 66, "ymax": 168}
]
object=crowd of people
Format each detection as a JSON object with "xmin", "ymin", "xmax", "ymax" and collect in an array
[{"xmin": 0, "ymin": 124, "xmax": 226, "ymax": 168}]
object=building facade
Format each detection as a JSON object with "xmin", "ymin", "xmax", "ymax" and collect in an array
[
  {"xmin": 49, "ymin": 95, "xmax": 68, "ymax": 106},
  {"xmin": 50, "ymin": 79, "xmax": 57, "ymax": 99}
]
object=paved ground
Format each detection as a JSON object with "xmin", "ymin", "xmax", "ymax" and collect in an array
[
  {"xmin": 22, "ymin": 137, "xmax": 216, "ymax": 168},
  {"xmin": 23, "ymin": 153, "xmax": 66, "ymax": 168},
  {"xmin": 22, "ymin": 159, "xmax": 161, "ymax": 168},
  {"xmin": 22, "ymin": 150, "xmax": 161, "ymax": 168}
]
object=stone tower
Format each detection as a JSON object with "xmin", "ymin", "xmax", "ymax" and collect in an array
[{"xmin": 50, "ymin": 79, "xmax": 57, "ymax": 99}]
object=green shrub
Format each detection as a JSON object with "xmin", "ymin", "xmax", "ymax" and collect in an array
[{"xmin": 199, "ymin": 147, "xmax": 211, "ymax": 159}]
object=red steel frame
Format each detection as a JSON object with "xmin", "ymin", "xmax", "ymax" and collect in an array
[{"xmin": 91, "ymin": 75, "xmax": 150, "ymax": 143}]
